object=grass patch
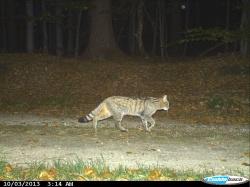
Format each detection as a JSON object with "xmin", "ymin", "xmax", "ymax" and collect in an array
[
  {"xmin": 0, "ymin": 158, "xmax": 219, "ymax": 181},
  {"xmin": 0, "ymin": 157, "xmax": 247, "ymax": 181},
  {"xmin": 220, "ymin": 65, "xmax": 250, "ymax": 76},
  {"xmin": 207, "ymin": 95, "xmax": 239, "ymax": 111}
]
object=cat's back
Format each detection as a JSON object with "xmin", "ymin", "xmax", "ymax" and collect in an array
[
  {"xmin": 104, "ymin": 96, "xmax": 150, "ymax": 115},
  {"xmin": 105, "ymin": 96, "xmax": 135, "ymax": 104}
]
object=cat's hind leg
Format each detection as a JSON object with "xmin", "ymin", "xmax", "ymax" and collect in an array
[{"xmin": 113, "ymin": 115, "xmax": 128, "ymax": 132}]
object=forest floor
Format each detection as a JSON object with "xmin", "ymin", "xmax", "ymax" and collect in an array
[
  {"xmin": 0, "ymin": 54, "xmax": 249, "ymax": 179},
  {"xmin": 0, "ymin": 54, "xmax": 249, "ymax": 125}
]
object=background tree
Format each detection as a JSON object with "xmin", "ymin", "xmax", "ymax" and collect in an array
[
  {"xmin": 240, "ymin": 0, "xmax": 250, "ymax": 56},
  {"xmin": 168, "ymin": 0, "xmax": 183, "ymax": 56},
  {"xmin": 67, "ymin": 10, "xmax": 74, "ymax": 56},
  {"xmin": 41, "ymin": 0, "xmax": 48, "ymax": 53},
  {"xmin": 55, "ymin": 1, "xmax": 63, "ymax": 56},
  {"xmin": 84, "ymin": 0, "xmax": 122, "ymax": 59},
  {"xmin": 137, "ymin": 0, "xmax": 145, "ymax": 56},
  {"xmin": 6, "ymin": 0, "xmax": 17, "ymax": 52},
  {"xmin": 74, "ymin": 6, "xmax": 83, "ymax": 58},
  {"xmin": 1, "ymin": 0, "xmax": 7, "ymax": 52},
  {"xmin": 158, "ymin": 0, "xmax": 167, "ymax": 58},
  {"xmin": 26, "ymin": 0, "xmax": 34, "ymax": 53},
  {"xmin": 128, "ymin": 1, "xmax": 137, "ymax": 55}
]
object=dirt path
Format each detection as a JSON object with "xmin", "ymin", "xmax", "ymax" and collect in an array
[{"xmin": 0, "ymin": 113, "xmax": 249, "ymax": 177}]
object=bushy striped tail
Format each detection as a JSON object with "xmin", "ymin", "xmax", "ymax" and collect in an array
[
  {"xmin": 78, "ymin": 103, "xmax": 103, "ymax": 123},
  {"xmin": 78, "ymin": 111, "xmax": 95, "ymax": 123}
]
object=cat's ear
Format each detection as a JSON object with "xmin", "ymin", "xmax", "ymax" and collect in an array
[{"xmin": 163, "ymin": 95, "xmax": 167, "ymax": 102}]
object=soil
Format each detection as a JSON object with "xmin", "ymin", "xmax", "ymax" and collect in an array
[{"xmin": 0, "ymin": 113, "xmax": 249, "ymax": 177}]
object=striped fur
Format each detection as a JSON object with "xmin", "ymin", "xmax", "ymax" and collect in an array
[{"xmin": 78, "ymin": 95, "xmax": 169, "ymax": 132}]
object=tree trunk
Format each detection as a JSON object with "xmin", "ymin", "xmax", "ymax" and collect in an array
[
  {"xmin": 152, "ymin": 5, "xmax": 158, "ymax": 56},
  {"xmin": 74, "ymin": 10, "xmax": 82, "ymax": 58},
  {"xmin": 26, "ymin": 0, "xmax": 34, "ymax": 53},
  {"xmin": 143, "ymin": 1, "xmax": 158, "ymax": 56},
  {"xmin": 159, "ymin": 0, "xmax": 166, "ymax": 58},
  {"xmin": 137, "ymin": 0, "xmax": 145, "ymax": 56},
  {"xmin": 129, "ymin": 3, "xmax": 136, "ymax": 55},
  {"xmin": 67, "ymin": 11, "xmax": 74, "ymax": 56},
  {"xmin": 1, "ymin": 0, "xmax": 7, "ymax": 52},
  {"xmin": 56, "ymin": 3, "xmax": 63, "ymax": 56},
  {"xmin": 169, "ymin": 0, "xmax": 183, "ymax": 56},
  {"xmin": 225, "ymin": 0, "xmax": 230, "ymax": 52},
  {"xmin": 41, "ymin": 0, "xmax": 48, "ymax": 54},
  {"xmin": 84, "ymin": 0, "xmax": 122, "ymax": 59},
  {"xmin": 183, "ymin": 0, "xmax": 189, "ymax": 56},
  {"xmin": 194, "ymin": 0, "xmax": 200, "ymax": 27},
  {"xmin": 240, "ymin": 0, "xmax": 250, "ymax": 57},
  {"xmin": 6, "ymin": 0, "xmax": 17, "ymax": 52}
]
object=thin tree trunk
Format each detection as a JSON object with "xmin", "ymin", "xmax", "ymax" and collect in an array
[
  {"xmin": 225, "ymin": 0, "xmax": 230, "ymax": 52},
  {"xmin": 240, "ymin": 0, "xmax": 250, "ymax": 57},
  {"xmin": 56, "ymin": 3, "xmax": 63, "ymax": 56},
  {"xmin": 75, "ymin": 10, "xmax": 82, "ymax": 58},
  {"xmin": 144, "ymin": 2, "xmax": 158, "ymax": 56},
  {"xmin": 6, "ymin": 0, "xmax": 17, "ymax": 52},
  {"xmin": 67, "ymin": 11, "xmax": 74, "ymax": 56},
  {"xmin": 169, "ymin": 0, "xmax": 182, "ymax": 56},
  {"xmin": 117, "ymin": 23, "xmax": 126, "ymax": 46},
  {"xmin": 137, "ymin": 0, "xmax": 145, "ymax": 56},
  {"xmin": 152, "ymin": 5, "xmax": 158, "ymax": 56},
  {"xmin": 159, "ymin": 0, "xmax": 165, "ymax": 58},
  {"xmin": 195, "ymin": 0, "xmax": 200, "ymax": 26},
  {"xmin": 1, "ymin": 0, "xmax": 7, "ymax": 52},
  {"xmin": 26, "ymin": 0, "xmax": 34, "ymax": 53},
  {"xmin": 41, "ymin": 0, "xmax": 48, "ymax": 53},
  {"xmin": 129, "ymin": 4, "xmax": 136, "ymax": 55},
  {"xmin": 183, "ymin": 0, "xmax": 189, "ymax": 56}
]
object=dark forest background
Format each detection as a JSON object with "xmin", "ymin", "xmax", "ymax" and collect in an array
[{"xmin": 0, "ymin": 0, "xmax": 249, "ymax": 58}]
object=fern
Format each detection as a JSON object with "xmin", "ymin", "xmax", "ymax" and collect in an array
[{"xmin": 181, "ymin": 27, "xmax": 250, "ymax": 44}]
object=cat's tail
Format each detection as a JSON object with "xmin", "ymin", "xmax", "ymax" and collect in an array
[
  {"xmin": 78, "ymin": 111, "xmax": 94, "ymax": 123},
  {"xmin": 78, "ymin": 103, "xmax": 103, "ymax": 123}
]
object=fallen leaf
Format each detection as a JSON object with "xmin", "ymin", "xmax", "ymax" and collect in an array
[
  {"xmin": 100, "ymin": 169, "xmax": 112, "ymax": 179},
  {"xmin": 4, "ymin": 164, "xmax": 13, "ymax": 173},
  {"xmin": 186, "ymin": 177, "xmax": 195, "ymax": 181},
  {"xmin": 77, "ymin": 176, "xmax": 86, "ymax": 181},
  {"xmin": 39, "ymin": 168, "xmax": 57, "ymax": 180},
  {"xmin": 159, "ymin": 176, "xmax": 173, "ymax": 180},
  {"xmin": 39, "ymin": 171, "xmax": 51, "ymax": 180},
  {"xmin": 83, "ymin": 167, "xmax": 96, "ymax": 177},
  {"xmin": 148, "ymin": 169, "xmax": 162, "ymax": 180},
  {"xmin": 48, "ymin": 168, "xmax": 57, "ymax": 177}
]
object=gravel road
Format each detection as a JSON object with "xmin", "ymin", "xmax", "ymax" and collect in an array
[{"xmin": 0, "ymin": 113, "xmax": 249, "ymax": 177}]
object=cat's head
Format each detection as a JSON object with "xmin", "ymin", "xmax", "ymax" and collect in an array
[{"xmin": 159, "ymin": 95, "xmax": 169, "ymax": 111}]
